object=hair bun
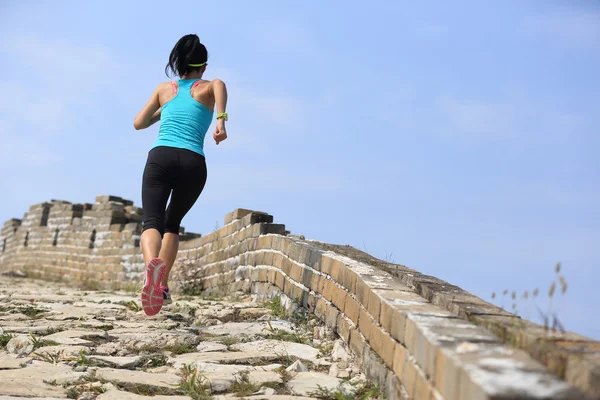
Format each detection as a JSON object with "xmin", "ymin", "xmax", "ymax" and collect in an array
[{"xmin": 165, "ymin": 34, "xmax": 209, "ymax": 78}]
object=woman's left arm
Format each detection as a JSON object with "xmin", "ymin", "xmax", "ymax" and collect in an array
[{"xmin": 134, "ymin": 85, "xmax": 161, "ymax": 130}]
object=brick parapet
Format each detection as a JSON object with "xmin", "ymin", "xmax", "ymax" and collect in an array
[{"xmin": 0, "ymin": 198, "xmax": 597, "ymax": 399}]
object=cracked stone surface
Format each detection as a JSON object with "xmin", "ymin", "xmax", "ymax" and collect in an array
[{"xmin": 0, "ymin": 277, "xmax": 373, "ymax": 399}]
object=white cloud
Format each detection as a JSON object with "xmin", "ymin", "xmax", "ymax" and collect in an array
[
  {"xmin": 0, "ymin": 81, "xmax": 72, "ymax": 134},
  {"xmin": 0, "ymin": 36, "xmax": 125, "ymax": 167},
  {"xmin": 524, "ymin": 11, "xmax": 600, "ymax": 48},
  {"xmin": 0, "ymin": 125, "xmax": 61, "ymax": 167},
  {"xmin": 412, "ymin": 23, "xmax": 448, "ymax": 38},
  {"xmin": 208, "ymin": 67, "xmax": 305, "ymax": 132},
  {"xmin": 252, "ymin": 20, "xmax": 317, "ymax": 56},
  {"xmin": 436, "ymin": 94, "xmax": 589, "ymax": 144},
  {"xmin": 238, "ymin": 91, "xmax": 302, "ymax": 125},
  {"xmin": 438, "ymin": 96, "xmax": 516, "ymax": 139},
  {"xmin": 0, "ymin": 37, "xmax": 121, "ymax": 85}
]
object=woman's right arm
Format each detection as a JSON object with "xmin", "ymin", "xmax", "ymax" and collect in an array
[
  {"xmin": 210, "ymin": 79, "xmax": 228, "ymax": 145},
  {"xmin": 212, "ymin": 79, "xmax": 227, "ymax": 113},
  {"xmin": 133, "ymin": 85, "xmax": 161, "ymax": 130}
]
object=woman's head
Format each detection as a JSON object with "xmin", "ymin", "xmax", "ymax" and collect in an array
[{"xmin": 165, "ymin": 34, "xmax": 208, "ymax": 78}]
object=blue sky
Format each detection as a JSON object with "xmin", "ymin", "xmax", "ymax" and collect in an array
[{"xmin": 1, "ymin": 1, "xmax": 598, "ymax": 339}]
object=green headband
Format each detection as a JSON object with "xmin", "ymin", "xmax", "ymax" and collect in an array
[{"xmin": 188, "ymin": 62, "xmax": 206, "ymax": 67}]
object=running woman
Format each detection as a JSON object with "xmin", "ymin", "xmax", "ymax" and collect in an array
[{"xmin": 133, "ymin": 34, "xmax": 228, "ymax": 316}]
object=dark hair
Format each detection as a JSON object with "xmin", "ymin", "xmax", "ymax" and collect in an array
[{"xmin": 165, "ymin": 34, "xmax": 208, "ymax": 78}]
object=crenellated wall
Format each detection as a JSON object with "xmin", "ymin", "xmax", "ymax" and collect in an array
[
  {"xmin": 0, "ymin": 195, "xmax": 200, "ymax": 286},
  {"xmin": 0, "ymin": 196, "xmax": 598, "ymax": 400}
]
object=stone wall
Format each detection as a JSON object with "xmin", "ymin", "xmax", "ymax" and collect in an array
[
  {"xmin": 0, "ymin": 196, "xmax": 598, "ymax": 399},
  {"xmin": 1, "ymin": 196, "xmax": 139, "ymax": 286}
]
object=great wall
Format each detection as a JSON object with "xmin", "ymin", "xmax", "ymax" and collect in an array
[{"xmin": 0, "ymin": 195, "xmax": 599, "ymax": 400}]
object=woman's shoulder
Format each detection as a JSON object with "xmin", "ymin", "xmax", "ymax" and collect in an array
[
  {"xmin": 207, "ymin": 78, "xmax": 226, "ymax": 92},
  {"xmin": 197, "ymin": 78, "xmax": 224, "ymax": 85},
  {"xmin": 154, "ymin": 80, "xmax": 176, "ymax": 93}
]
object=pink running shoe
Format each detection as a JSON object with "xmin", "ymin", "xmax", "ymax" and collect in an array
[{"xmin": 141, "ymin": 258, "xmax": 166, "ymax": 316}]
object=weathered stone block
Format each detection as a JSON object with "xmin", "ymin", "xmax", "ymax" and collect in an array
[
  {"xmin": 321, "ymin": 278, "xmax": 335, "ymax": 302},
  {"xmin": 363, "ymin": 347, "xmax": 389, "ymax": 392},
  {"xmin": 314, "ymin": 298, "xmax": 329, "ymax": 321},
  {"xmin": 389, "ymin": 311, "xmax": 408, "ymax": 347},
  {"xmin": 233, "ymin": 208, "xmax": 254, "ymax": 221},
  {"xmin": 358, "ymin": 307, "xmax": 376, "ymax": 342},
  {"xmin": 344, "ymin": 295, "xmax": 360, "ymax": 326},
  {"xmin": 271, "ymin": 253, "xmax": 283, "ymax": 270},
  {"xmin": 301, "ymin": 267, "xmax": 313, "ymax": 290},
  {"xmin": 298, "ymin": 246, "xmax": 310, "ymax": 265},
  {"xmin": 283, "ymin": 278, "xmax": 296, "ymax": 298},
  {"xmin": 308, "ymin": 248, "xmax": 322, "ymax": 271},
  {"xmin": 413, "ymin": 368, "xmax": 434, "ymax": 400},
  {"xmin": 367, "ymin": 289, "xmax": 382, "ymax": 324},
  {"xmin": 453, "ymin": 344, "xmax": 582, "ymax": 400},
  {"xmin": 330, "ymin": 284, "xmax": 347, "ymax": 313},
  {"xmin": 280, "ymin": 257, "xmax": 292, "ymax": 276},
  {"xmin": 95, "ymin": 195, "xmax": 133, "ymax": 206},
  {"xmin": 263, "ymin": 251, "xmax": 274, "ymax": 267},
  {"xmin": 257, "ymin": 235, "xmax": 273, "ymax": 250},
  {"xmin": 355, "ymin": 277, "xmax": 371, "ymax": 310},
  {"xmin": 320, "ymin": 255, "xmax": 334, "ymax": 276},
  {"xmin": 292, "ymin": 283, "xmax": 305, "ymax": 302},
  {"xmin": 274, "ymin": 271, "xmax": 285, "ymax": 290},
  {"xmin": 287, "ymin": 243, "xmax": 302, "ymax": 263},
  {"xmin": 270, "ymin": 236, "xmax": 282, "ymax": 252},
  {"xmin": 385, "ymin": 372, "xmax": 406, "ymax": 400},
  {"xmin": 337, "ymin": 314, "xmax": 353, "ymax": 343},
  {"xmin": 565, "ymin": 352, "xmax": 600, "ymax": 399},
  {"xmin": 289, "ymin": 262, "xmax": 304, "ymax": 283},
  {"xmin": 369, "ymin": 322, "xmax": 385, "ymax": 356},
  {"xmin": 350, "ymin": 329, "xmax": 366, "ymax": 362},
  {"xmin": 257, "ymin": 267, "xmax": 269, "ymax": 282},
  {"xmin": 342, "ymin": 267, "xmax": 357, "ymax": 293},
  {"xmin": 306, "ymin": 292, "xmax": 318, "ymax": 312},
  {"xmin": 400, "ymin": 352, "xmax": 419, "ymax": 399},
  {"xmin": 325, "ymin": 306, "xmax": 340, "ymax": 330},
  {"xmin": 241, "ymin": 211, "xmax": 274, "ymax": 227},
  {"xmin": 329, "ymin": 259, "xmax": 345, "ymax": 283}
]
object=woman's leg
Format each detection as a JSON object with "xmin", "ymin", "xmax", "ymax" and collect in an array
[
  {"xmin": 140, "ymin": 147, "xmax": 176, "ymax": 315},
  {"xmin": 158, "ymin": 233, "xmax": 179, "ymax": 286},
  {"xmin": 161, "ymin": 149, "xmax": 207, "ymax": 286},
  {"xmin": 140, "ymin": 229, "xmax": 162, "ymax": 264},
  {"xmin": 140, "ymin": 147, "xmax": 173, "ymax": 264}
]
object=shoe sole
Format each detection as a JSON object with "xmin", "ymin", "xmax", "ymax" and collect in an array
[{"xmin": 141, "ymin": 258, "xmax": 166, "ymax": 316}]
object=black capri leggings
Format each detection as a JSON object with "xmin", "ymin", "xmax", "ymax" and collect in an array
[{"xmin": 141, "ymin": 146, "xmax": 207, "ymax": 236}]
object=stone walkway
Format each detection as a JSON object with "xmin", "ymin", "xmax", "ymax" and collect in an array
[{"xmin": 0, "ymin": 276, "xmax": 382, "ymax": 400}]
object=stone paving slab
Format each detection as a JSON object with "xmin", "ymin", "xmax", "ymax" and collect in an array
[{"xmin": 0, "ymin": 277, "xmax": 370, "ymax": 400}]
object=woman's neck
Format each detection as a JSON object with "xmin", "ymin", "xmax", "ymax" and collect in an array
[{"xmin": 181, "ymin": 72, "xmax": 203, "ymax": 80}]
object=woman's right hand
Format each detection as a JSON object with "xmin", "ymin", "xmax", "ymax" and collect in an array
[{"xmin": 214, "ymin": 120, "xmax": 227, "ymax": 145}]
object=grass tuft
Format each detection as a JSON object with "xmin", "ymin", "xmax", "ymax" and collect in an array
[
  {"xmin": 264, "ymin": 296, "xmax": 286, "ymax": 318},
  {"xmin": 0, "ymin": 332, "xmax": 14, "ymax": 349},
  {"xmin": 177, "ymin": 364, "xmax": 213, "ymax": 400},
  {"xmin": 230, "ymin": 371, "xmax": 261, "ymax": 397}
]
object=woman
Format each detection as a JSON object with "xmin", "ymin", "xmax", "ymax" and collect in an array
[{"xmin": 133, "ymin": 34, "xmax": 228, "ymax": 316}]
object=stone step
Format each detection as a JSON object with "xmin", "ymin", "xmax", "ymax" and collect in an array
[{"xmin": 0, "ymin": 276, "xmax": 367, "ymax": 400}]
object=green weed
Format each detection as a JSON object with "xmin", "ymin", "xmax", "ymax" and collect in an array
[
  {"xmin": 264, "ymin": 296, "xmax": 286, "ymax": 318},
  {"xmin": 177, "ymin": 364, "xmax": 212, "ymax": 400},
  {"xmin": 0, "ymin": 333, "xmax": 14, "ymax": 349},
  {"xmin": 230, "ymin": 371, "xmax": 261, "ymax": 397}
]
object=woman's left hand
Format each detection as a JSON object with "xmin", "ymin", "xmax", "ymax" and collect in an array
[{"xmin": 214, "ymin": 121, "xmax": 227, "ymax": 145}]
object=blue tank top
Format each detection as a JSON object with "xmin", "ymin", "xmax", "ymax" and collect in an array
[{"xmin": 151, "ymin": 79, "xmax": 213, "ymax": 157}]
